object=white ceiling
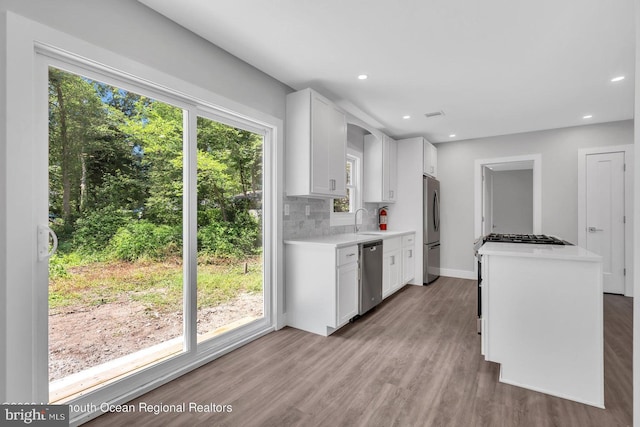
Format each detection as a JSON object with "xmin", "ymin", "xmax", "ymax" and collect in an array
[{"xmin": 139, "ymin": 0, "xmax": 635, "ymax": 143}]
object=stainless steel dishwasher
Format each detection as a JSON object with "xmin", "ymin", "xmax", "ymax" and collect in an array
[{"xmin": 359, "ymin": 240, "xmax": 383, "ymax": 315}]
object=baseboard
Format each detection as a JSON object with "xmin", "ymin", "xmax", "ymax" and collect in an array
[{"xmin": 440, "ymin": 268, "xmax": 476, "ymax": 280}]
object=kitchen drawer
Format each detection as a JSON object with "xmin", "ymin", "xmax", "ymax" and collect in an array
[
  {"xmin": 383, "ymin": 237, "xmax": 401, "ymax": 253},
  {"xmin": 402, "ymin": 234, "xmax": 415, "ymax": 247},
  {"xmin": 337, "ymin": 245, "xmax": 359, "ymax": 266}
]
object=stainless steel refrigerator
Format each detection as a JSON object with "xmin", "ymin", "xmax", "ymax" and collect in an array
[{"xmin": 424, "ymin": 176, "xmax": 440, "ymax": 284}]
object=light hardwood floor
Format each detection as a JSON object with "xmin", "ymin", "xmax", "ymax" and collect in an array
[{"xmin": 86, "ymin": 277, "xmax": 632, "ymax": 426}]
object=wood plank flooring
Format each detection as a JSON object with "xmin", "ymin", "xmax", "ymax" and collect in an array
[{"xmin": 86, "ymin": 277, "xmax": 632, "ymax": 426}]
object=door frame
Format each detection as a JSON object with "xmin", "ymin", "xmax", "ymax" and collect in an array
[
  {"xmin": 474, "ymin": 154, "xmax": 542, "ymax": 239},
  {"xmin": 578, "ymin": 145, "xmax": 634, "ymax": 297}
]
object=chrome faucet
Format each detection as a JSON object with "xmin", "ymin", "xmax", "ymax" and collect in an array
[{"xmin": 354, "ymin": 208, "xmax": 368, "ymax": 234}]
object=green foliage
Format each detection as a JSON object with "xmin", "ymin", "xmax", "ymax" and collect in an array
[
  {"xmin": 73, "ymin": 208, "xmax": 130, "ymax": 253},
  {"xmin": 48, "ymin": 68, "xmax": 263, "ymax": 260},
  {"xmin": 107, "ymin": 220, "xmax": 181, "ymax": 261},
  {"xmin": 198, "ymin": 208, "xmax": 261, "ymax": 259},
  {"xmin": 48, "ymin": 253, "xmax": 71, "ymax": 279}
]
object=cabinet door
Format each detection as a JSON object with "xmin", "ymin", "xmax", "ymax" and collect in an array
[
  {"xmin": 383, "ymin": 250, "xmax": 401, "ymax": 298},
  {"xmin": 382, "ymin": 253, "xmax": 392, "ymax": 298},
  {"xmin": 328, "ymin": 104, "xmax": 347, "ymax": 196},
  {"xmin": 390, "ymin": 250, "xmax": 401, "ymax": 292},
  {"xmin": 385, "ymin": 136, "xmax": 398, "ymax": 202},
  {"xmin": 403, "ymin": 245, "xmax": 415, "ymax": 283},
  {"xmin": 337, "ymin": 262, "xmax": 359, "ymax": 326},
  {"xmin": 310, "ymin": 94, "xmax": 332, "ymax": 195},
  {"xmin": 363, "ymin": 134, "xmax": 383, "ymax": 203},
  {"xmin": 424, "ymin": 140, "xmax": 437, "ymax": 178},
  {"xmin": 430, "ymin": 144, "xmax": 437, "ymax": 178}
]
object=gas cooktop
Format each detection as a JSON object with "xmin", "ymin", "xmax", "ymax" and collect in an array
[{"xmin": 483, "ymin": 233, "xmax": 570, "ymax": 245}]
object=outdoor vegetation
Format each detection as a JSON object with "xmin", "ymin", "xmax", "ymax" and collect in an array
[{"xmin": 47, "ymin": 67, "xmax": 264, "ymax": 383}]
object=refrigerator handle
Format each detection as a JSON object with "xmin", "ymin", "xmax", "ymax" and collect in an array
[{"xmin": 434, "ymin": 189, "xmax": 440, "ymax": 232}]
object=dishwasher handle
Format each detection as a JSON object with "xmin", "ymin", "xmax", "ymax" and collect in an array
[{"xmin": 361, "ymin": 240, "xmax": 383, "ymax": 250}]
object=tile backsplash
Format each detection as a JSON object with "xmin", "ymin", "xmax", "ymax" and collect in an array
[{"xmin": 283, "ymin": 196, "xmax": 380, "ymax": 240}]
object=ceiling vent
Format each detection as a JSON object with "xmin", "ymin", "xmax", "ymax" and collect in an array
[{"xmin": 424, "ymin": 110, "xmax": 445, "ymax": 118}]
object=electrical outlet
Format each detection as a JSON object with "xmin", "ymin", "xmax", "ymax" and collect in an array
[
  {"xmin": 284, "ymin": 204, "xmax": 290, "ymax": 216},
  {"xmin": 305, "ymin": 205, "xmax": 310, "ymax": 216}
]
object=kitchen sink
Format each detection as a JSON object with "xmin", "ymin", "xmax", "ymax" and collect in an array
[{"xmin": 357, "ymin": 231, "xmax": 388, "ymax": 235}]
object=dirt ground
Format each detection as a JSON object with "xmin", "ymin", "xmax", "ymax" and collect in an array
[{"xmin": 49, "ymin": 293, "xmax": 263, "ymax": 382}]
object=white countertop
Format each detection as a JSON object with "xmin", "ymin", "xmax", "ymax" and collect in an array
[
  {"xmin": 284, "ymin": 230, "xmax": 415, "ymax": 248},
  {"xmin": 478, "ymin": 242, "xmax": 602, "ymax": 262}
]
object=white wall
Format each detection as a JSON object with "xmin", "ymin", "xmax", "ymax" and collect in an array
[
  {"xmin": 0, "ymin": 7, "xmax": 6, "ymax": 400},
  {"xmin": 0, "ymin": 0, "xmax": 290, "ymax": 119},
  {"xmin": 633, "ymin": 1, "xmax": 640, "ymax": 425},
  {"xmin": 491, "ymin": 169, "xmax": 533, "ymax": 234},
  {"xmin": 437, "ymin": 120, "xmax": 634, "ymax": 273}
]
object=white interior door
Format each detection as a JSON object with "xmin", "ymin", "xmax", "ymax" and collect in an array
[{"xmin": 585, "ymin": 152, "xmax": 625, "ymax": 294}]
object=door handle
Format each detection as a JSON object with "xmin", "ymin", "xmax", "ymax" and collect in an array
[
  {"xmin": 588, "ymin": 226, "xmax": 603, "ymax": 233},
  {"xmin": 38, "ymin": 225, "xmax": 58, "ymax": 261}
]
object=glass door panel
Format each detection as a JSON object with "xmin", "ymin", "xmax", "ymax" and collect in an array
[
  {"xmin": 47, "ymin": 67, "xmax": 185, "ymax": 402},
  {"xmin": 195, "ymin": 116, "xmax": 264, "ymax": 343}
]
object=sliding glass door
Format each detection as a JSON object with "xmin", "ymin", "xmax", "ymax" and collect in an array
[{"xmin": 43, "ymin": 62, "xmax": 269, "ymax": 404}]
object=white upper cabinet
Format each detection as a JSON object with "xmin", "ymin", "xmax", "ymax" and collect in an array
[
  {"xmin": 286, "ymin": 88, "xmax": 347, "ymax": 197},
  {"xmin": 364, "ymin": 133, "xmax": 398, "ymax": 203},
  {"xmin": 423, "ymin": 139, "xmax": 437, "ymax": 178}
]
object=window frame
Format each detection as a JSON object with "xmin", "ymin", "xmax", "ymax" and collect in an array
[{"xmin": 330, "ymin": 148, "xmax": 363, "ymax": 227}]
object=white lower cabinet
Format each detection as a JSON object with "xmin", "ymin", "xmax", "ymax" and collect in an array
[
  {"xmin": 402, "ymin": 234, "xmax": 416, "ymax": 283},
  {"xmin": 285, "ymin": 243, "xmax": 359, "ymax": 336},
  {"xmin": 382, "ymin": 237, "xmax": 402, "ymax": 299},
  {"xmin": 337, "ymin": 261, "xmax": 359, "ymax": 326},
  {"xmin": 285, "ymin": 232, "xmax": 417, "ymax": 336}
]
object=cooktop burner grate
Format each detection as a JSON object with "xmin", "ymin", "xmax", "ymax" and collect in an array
[{"xmin": 483, "ymin": 233, "xmax": 568, "ymax": 245}]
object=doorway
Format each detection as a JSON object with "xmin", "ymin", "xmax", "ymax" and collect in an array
[
  {"xmin": 474, "ymin": 154, "xmax": 542, "ymax": 239},
  {"xmin": 483, "ymin": 162, "xmax": 534, "ymax": 234}
]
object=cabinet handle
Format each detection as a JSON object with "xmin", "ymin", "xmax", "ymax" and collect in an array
[
  {"xmin": 391, "ymin": 255, "xmax": 395, "ymax": 265},
  {"xmin": 409, "ymin": 250, "xmax": 412, "ymax": 258},
  {"xmin": 346, "ymin": 253, "xmax": 356, "ymax": 257},
  {"xmin": 389, "ymin": 190, "xmax": 394, "ymax": 199}
]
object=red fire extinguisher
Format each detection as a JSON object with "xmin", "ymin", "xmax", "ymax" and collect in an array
[{"xmin": 379, "ymin": 206, "xmax": 388, "ymax": 231}]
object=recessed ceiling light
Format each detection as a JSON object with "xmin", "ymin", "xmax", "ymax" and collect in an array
[
  {"xmin": 402, "ymin": 115, "xmax": 411, "ymax": 120},
  {"xmin": 583, "ymin": 115, "xmax": 593, "ymax": 119},
  {"xmin": 611, "ymin": 76, "xmax": 625, "ymax": 82},
  {"xmin": 449, "ymin": 134, "xmax": 456, "ymax": 138},
  {"xmin": 357, "ymin": 74, "xmax": 368, "ymax": 80}
]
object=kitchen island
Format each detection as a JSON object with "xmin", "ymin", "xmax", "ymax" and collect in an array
[{"xmin": 478, "ymin": 242, "xmax": 603, "ymax": 407}]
